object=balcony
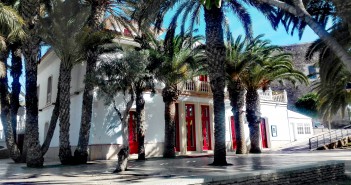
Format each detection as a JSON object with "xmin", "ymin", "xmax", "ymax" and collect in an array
[
  {"xmin": 179, "ymin": 80, "xmax": 212, "ymax": 95},
  {"xmin": 258, "ymin": 88, "xmax": 287, "ymax": 103}
]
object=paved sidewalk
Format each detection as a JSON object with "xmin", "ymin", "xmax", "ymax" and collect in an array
[{"xmin": 0, "ymin": 151, "xmax": 351, "ymax": 184}]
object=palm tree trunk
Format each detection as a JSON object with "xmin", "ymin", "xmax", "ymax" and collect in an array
[
  {"xmin": 0, "ymin": 49, "xmax": 23, "ymax": 163},
  {"xmin": 58, "ymin": 62, "xmax": 73, "ymax": 165},
  {"xmin": 41, "ymin": 73, "xmax": 61, "ymax": 155},
  {"xmin": 21, "ymin": 0, "xmax": 43, "ymax": 168},
  {"xmin": 204, "ymin": 6, "xmax": 227, "ymax": 165},
  {"xmin": 74, "ymin": 0, "xmax": 106, "ymax": 164},
  {"xmin": 259, "ymin": 0, "xmax": 351, "ymax": 71},
  {"xmin": 246, "ymin": 89, "xmax": 261, "ymax": 153},
  {"xmin": 74, "ymin": 54, "xmax": 95, "ymax": 164},
  {"xmin": 136, "ymin": 89, "xmax": 146, "ymax": 160},
  {"xmin": 162, "ymin": 85, "xmax": 179, "ymax": 158},
  {"xmin": 228, "ymin": 80, "xmax": 247, "ymax": 154},
  {"xmin": 9, "ymin": 43, "xmax": 22, "ymax": 144}
]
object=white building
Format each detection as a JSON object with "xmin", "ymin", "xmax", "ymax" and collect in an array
[{"xmin": 35, "ymin": 29, "xmax": 314, "ymax": 161}]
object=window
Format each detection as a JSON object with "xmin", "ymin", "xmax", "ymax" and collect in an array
[
  {"xmin": 47, "ymin": 76, "xmax": 52, "ymax": 104},
  {"xmin": 297, "ymin": 123, "xmax": 311, "ymax": 134},
  {"xmin": 297, "ymin": 123, "xmax": 304, "ymax": 134},
  {"xmin": 304, "ymin": 123, "xmax": 311, "ymax": 134},
  {"xmin": 308, "ymin": 66, "xmax": 317, "ymax": 79}
]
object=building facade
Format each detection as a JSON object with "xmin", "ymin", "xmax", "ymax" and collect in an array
[{"xmin": 36, "ymin": 44, "xmax": 314, "ymax": 161}]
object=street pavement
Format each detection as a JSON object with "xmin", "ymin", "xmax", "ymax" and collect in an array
[{"xmin": 0, "ymin": 150, "xmax": 351, "ymax": 184}]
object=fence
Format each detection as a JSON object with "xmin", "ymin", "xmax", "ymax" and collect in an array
[{"xmin": 309, "ymin": 129, "xmax": 351, "ymax": 150}]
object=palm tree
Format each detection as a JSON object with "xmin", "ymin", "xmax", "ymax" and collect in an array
[
  {"xmin": 20, "ymin": 0, "xmax": 44, "ymax": 167},
  {"xmin": 74, "ymin": 0, "xmax": 141, "ymax": 164},
  {"xmin": 136, "ymin": 0, "xmax": 280, "ymax": 165},
  {"xmin": 39, "ymin": 0, "xmax": 91, "ymax": 164},
  {"xmin": 147, "ymin": 33, "xmax": 205, "ymax": 158},
  {"xmin": 240, "ymin": 40, "xmax": 308, "ymax": 153},
  {"xmin": 74, "ymin": 0, "xmax": 108, "ymax": 165},
  {"xmin": 134, "ymin": 66, "xmax": 155, "ymax": 161},
  {"xmin": 0, "ymin": 1, "xmax": 25, "ymax": 163},
  {"xmin": 258, "ymin": 0, "xmax": 351, "ymax": 71},
  {"xmin": 225, "ymin": 35, "xmax": 262, "ymax": 154},
  {"xmin": 0, "ymin": 2, "xmax": 24, "ymax": 77},
  {"xmin": 306, "ymin": 20, "xmax": 351, "ymax": 127}
]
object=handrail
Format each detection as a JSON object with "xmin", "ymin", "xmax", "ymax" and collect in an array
[{"xmin": 309, "ymin": 129, "xmax": 351, "ymax": 150}]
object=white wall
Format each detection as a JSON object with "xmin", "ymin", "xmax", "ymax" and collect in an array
[
  {"xmin": 261, "ymin": 102, "xmax": 291, "ymax": 148},
  {"xmin": 288, "ymin": 111, "xmax": 314, "ymax": 141}
]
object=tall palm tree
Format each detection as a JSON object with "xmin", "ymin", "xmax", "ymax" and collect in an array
[
  {"xmin": 147, "ymin": 33, "xmax": 205, "ymax": 158},
  {"xmin": 39, "ymin": 0, "xmax": 91, "ymax": 164},
  {"xmin": 240, "ymin": 40, "xmax": 308, "ymax": 153},
  {"xmin": 74, "ymin": 0, "xmax": 108, "ymax": 165},
  {"xmin": 20, "ymin": 0, "xmax": 44, "ymax": 167},
  {"xmin": 0, "ymin": 1, "xmax": 25, "ymax": 163},
  {"xmin": 225, "ymin": 35, "xmax": 263, "ymax": 154},
  {"xmin": 74, "ymin": 0, "xmax": 141, "ymax": 164}
]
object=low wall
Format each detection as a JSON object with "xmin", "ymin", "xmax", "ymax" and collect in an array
[
  {"xmin": 43, "ymin": 143, "xmax": 165, "ymax": 161},
  {"xmin": 199, "ymin": 161, "xmax": 345, "ymax": 185}
]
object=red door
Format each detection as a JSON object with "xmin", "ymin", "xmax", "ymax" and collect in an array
[
  {"xmin": 128, "ymin": 111, "xmax": 138, "ymax": 154},
  {"xmin": 201, "ymin": 105, "xmax": 211, "ymax": 150},
  {"xmin": 185, "ymin": 104, "xmax": 196, "ymax": 151},
  {"xmin": 260, "ymin": 118, "xmax": 268, "ymax": 148},
  {"xmin": 175, "ymin": 103, "xmax": 180, "ymax": 151},
  {"xmin": 230, "ymin": 116, "xmax": 237, "ymax": 150},
  {"xmin": 199, "ymin": 75, "xmax": 208, "ymax": 82}
]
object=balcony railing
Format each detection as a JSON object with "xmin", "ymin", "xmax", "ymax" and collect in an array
[
  {"xmin": 180, "ymin": 81, "xmax": 287, "ymax": 102},
  {"xmin": 180, "ymin": 80, "xmax": 212, "ymax": 94},
  {"xmin": 258, "ymin": 88, "xmax": 287, "ymax": 103}
]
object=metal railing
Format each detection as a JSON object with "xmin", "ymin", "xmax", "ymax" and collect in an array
[{"xmin": 309, "ymin": 129, "xmax": 351, "ymax": 150}]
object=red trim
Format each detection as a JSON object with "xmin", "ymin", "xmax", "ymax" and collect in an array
[
  {"xmin": 230, "ymin": 116, "xmax": 237, "ymax": 150},
  {"xmin": 260, "ymin": 119, "xmax": 268, "ymax": 148},
  {"xmin": 185, "ymin": 104, "xmax": 196, "ymax": 151},
  {"xmin": 129, "ymin": 111, "xmax": 138, "ymax": 154},
  {"xmin": 201, "ymin": 105, "xmax": 211, "ymax": 150},
  {"xmin": 175, "ymin": 103, "xmax": 180, "ymax": 151}
]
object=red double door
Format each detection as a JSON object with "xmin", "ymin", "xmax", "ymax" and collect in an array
[
  {"xmin": 230, "ymin": 117, "xmax": 268, "ymax": 150},
  {"xmin": 184, "ymin": 104, "xmax": 212, "ymax": 151}
]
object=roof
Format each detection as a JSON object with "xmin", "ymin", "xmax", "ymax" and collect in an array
[{"xmin": 287, "ymin": 110, "xmax": 312, "ymax": 120}]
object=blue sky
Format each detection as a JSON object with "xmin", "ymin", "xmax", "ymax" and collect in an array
[{"xmin": 163, "ymin": 5, "xmax": 319, "ymax": 46}]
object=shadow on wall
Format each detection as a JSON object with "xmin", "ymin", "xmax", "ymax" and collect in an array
[
  {"xmin": 104, "ymin": 103, "xmax": 123, "ymax": 138},
  {"xmin": 145, "ymin": 143, "xmax": 163, "ymax": 158}
]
